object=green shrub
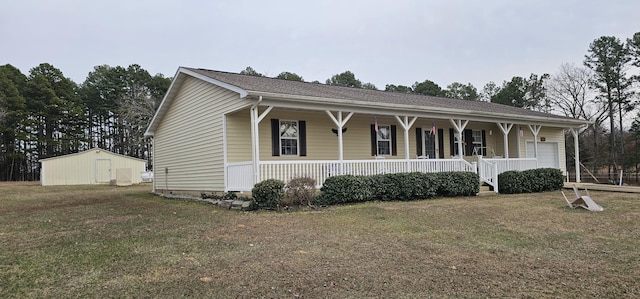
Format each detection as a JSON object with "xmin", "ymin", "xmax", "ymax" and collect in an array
[
  {"xmin": 369, "ymin": 172, "xmax": 439, "ymax": 201},
  {"xmin": 435, "ymin": 172, "xmax": 479, "ymax": 197},
  {"xmin": 498, "ymin": 171, "xmax": 524, "ymax": 194},
  {"xmin": 369, "ymin": 174, "xmax": 400, "ymax": 201},
  {"xmin": 284, "ymin": 176, "xmax": 317, "ymax": 207},
  {"xmin": 317, "ymin": 175, "xmax": 372, "ymax": 205},
  {"xmin": 536, "ymin": 168, "xmax": 564, "ymax": 190},
  {"xmin": 498, "ymin": 168, "xmax": 563, "ymax": 194},
  {"xmin": 252, "ymin": 179, "xmax": 285, "ymax": 209},
  {"xmin": 412, "ymin": 172, "xmax": 439, "ymax": 199}
]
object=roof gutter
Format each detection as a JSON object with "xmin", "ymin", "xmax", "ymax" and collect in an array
[{"xmin": 247, "ymin": 91, "xmax": 592, "ymax": 127}]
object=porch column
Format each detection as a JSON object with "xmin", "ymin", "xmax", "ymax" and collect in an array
[
  {"xmin": 326, "ymin": 110, "xmax": 354, "ymax": 174},
  {"xmin": 250, "ymin": 100, "xmax": 273, "ymax": 184},
  {"xmin": 570, "ymin": 128, "xmax": 581, "ymax": 183},
  {"xmin": 496, "ymin": 122, "xmax": 514, "ymax": 159},
  {"xmin": 528, "ymin": 125, "xmax": 542, "ymax": 167},
  {"xmin": 395, "ymin": 115, "xmax": 418, "ymax": 171},
  {"xmin": 449, "ymin": 119, "xmax": 469, "ymax": 159}
]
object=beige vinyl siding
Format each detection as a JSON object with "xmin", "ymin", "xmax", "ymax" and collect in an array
[
  {"xmin": 40, "ymin": 149, "xmax": 146, "ymax": 186},
  {"xmin": 153, "ymin": 77, "xmax": 249, "ymax": 192},
  {"xmin": 226, "ymin": 108, "xmax": 252, "ymax": 162},
  {"xmin": 259, "ymin": 110, "xmax": 340, "ymax": 160}
]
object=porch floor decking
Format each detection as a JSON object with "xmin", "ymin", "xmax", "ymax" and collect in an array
[{"xmin": 564, "ymin": 182, "xmax": 640, "ymax": 193}]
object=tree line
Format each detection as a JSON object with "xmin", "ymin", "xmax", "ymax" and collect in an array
[
  {"xmin": 244, "ymin": 32, "xmax": 640, "ymax": 182},
  {"xmin": 1, "ymin": 31, "xmax": 639, "ymax": 182},
  {"xmin": 0, "ymin": 63, "xmax": 171, "ymax": 181}
]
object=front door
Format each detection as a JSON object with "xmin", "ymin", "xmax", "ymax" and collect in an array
[{"xmin": 423, "ymin": 129, "xmax": 439, "ymax": 158}]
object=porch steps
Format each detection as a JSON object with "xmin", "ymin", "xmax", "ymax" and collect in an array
[{"xmin": 478, "ymin": 184, "xmax": 497, "ymax": 196}]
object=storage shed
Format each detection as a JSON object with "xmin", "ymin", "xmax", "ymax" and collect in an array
[{"xmin": 39, "ymin": 148, "xmax": 147, "ymax": 186}]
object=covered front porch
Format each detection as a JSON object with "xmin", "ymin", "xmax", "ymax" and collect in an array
[
  {"xmin": 226, "ymin": 156, "xmax": 539, "ymax": 192},
  {"xmin": 221, "ymin": 100, "xmax": 577, "ymax": 193}
]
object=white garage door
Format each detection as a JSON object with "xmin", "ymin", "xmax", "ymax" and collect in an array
[{"xmin": 526, "ymin": 142, "xmax": 559, "ymax": 168}]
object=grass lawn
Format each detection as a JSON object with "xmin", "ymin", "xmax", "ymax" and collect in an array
[{"xmin": 1, "ymin": 183, "xmax": 639, "ymax": 298}]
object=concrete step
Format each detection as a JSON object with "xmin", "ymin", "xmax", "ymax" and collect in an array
[{"xmin": 478, "ymin": 184, "xmax": 497, "ymax": 196}]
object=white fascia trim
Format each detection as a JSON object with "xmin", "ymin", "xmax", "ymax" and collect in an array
[
  {"xmin": 144, "ymin": 67, "xmax": 250, "ymax": 137},
  {"xmin": 180, "ymin": 68, "xmax": 248, "ymax": 98},
  {"xmin": 145, "ymin": 68, "xmax": 184, "ymax": 137},
  {"xmin": 248, "ymin": 91, "xmax": 591, "ymax": 128}
]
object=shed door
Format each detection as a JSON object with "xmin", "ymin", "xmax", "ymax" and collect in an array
[
  {"xmin": 95, "ymin": 159, "xmax": 112, "ymax": 183},
  {"xmin": 526, "ymin": 142, "xmax": 559, "ymax": 168}
]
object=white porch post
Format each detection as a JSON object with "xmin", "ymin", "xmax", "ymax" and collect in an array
[
  {"xmin": 395, "ymin": 115, "xmax": 418, "ymax": 171},
  {"xmin": 496, "ymin": 122, "xmax": 514, "ymax": 159},
  {"xmin": 326, "ymin": 110, "xmax": 354, "ymax": 174},
  {"xmin": 250, "ymin": 99, "xmax": 273, "ymax": 184},
  {"xmin": 570, "ymin": 128, "xmax": 581, "ymax": 183},
  {"xmin": 449, "ymin": 119, "xmax": 469, "ymax": 159},
  {"xmin": 528, "ymin": 125, "xmax": 542, "ymax": 167}
]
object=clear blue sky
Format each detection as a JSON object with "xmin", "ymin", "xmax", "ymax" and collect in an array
[{"xmin": 2, "ymin": 0, "xmax": 639, "ymax": 90}]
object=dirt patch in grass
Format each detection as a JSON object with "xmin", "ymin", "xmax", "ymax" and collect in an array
[{"xmin": 1, "ymin": 185, "xmax": 639, "ymax": 298}]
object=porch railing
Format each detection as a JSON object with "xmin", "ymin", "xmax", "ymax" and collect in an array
[
  {"xmin": 226, "ymin": 159, "xmax": 476, "ymax": 191},
  {"xmin": 484, "ymin": 157, "xmax": 537, "ymax": 174},
  {"xmin": 477, "ymin": 157, "xmax": 537, "ymax": 193},
  {"xmin": 478, "ymin": 156, "xmax": 499, "ymax": 191},
  {"xmin": 226, "ymin": 161, "xmax": 254, "ymax": 192}
]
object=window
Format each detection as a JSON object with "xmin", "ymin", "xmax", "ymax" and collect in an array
[
  {"xmin": 279, "ymin": 120, "xmax": 298, "ymax": 155},
  {"xmin": 271, "ymin": 119, "xmax": 306, "ymax": 157},
  {"xmin": 377, "ymin": 125, "xmax": 391, "ymax": 156},
  {"xmin": 371, "ymin": 124, "xmax": 396, "ymax": 156},
  {"xmin": 472, "ymin": 130, "xmax": 483, "ymax": 155}
]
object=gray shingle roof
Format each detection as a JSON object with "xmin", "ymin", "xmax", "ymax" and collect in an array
[{"xmin": 185, "ymin": 67, "xmax": 583, "ymax": 123}]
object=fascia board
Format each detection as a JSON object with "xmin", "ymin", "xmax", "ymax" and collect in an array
[
  {"xmin": 145, "ymin": 67, "xmax": 250, "ymax": 137},
  {"xmin": 249, "ymin": 91, "xmax": 591, "ymax": 128}
]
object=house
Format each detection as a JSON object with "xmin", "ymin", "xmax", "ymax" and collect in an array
[
  {"xmin": 144, "ymin": 67, "xmax": 590, "ymax": 194},
  {"xmin": 40, "ymin": 148, "xmax": 147, "ymax": 186}
]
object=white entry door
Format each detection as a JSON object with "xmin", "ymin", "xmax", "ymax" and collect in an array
[{"xmin": 526, "ymin": 142, "xmax": 559, "ymax": 168}]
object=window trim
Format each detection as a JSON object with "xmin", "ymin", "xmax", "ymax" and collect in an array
[
  {"xmin": 376, "ymin": 124, "xmax": 392, "ymax": 156},
  {"xmin": 279, "ymin": 119, "xmax": 299, "ymax": 156}
]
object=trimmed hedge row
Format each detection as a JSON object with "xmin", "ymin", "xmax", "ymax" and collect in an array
[
  {"xmin": 317, "ymin": 171, "xmax": 479, "ymax": 206},
  {"xmin": 498, "ymin": 168, "xmax": 564, "ymax": 194}
]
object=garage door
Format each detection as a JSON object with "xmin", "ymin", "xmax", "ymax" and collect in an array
[{"xmin": 526, "ymin": 142, "xmax": 559, "ymax": 168}]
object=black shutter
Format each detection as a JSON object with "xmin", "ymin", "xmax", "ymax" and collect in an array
[
  {"xmin": 449, "ymin": 128, "xmax": 455, "ymax": 156},
  {"xmin": 481, "ymin": 130, "xmax": 486, "ymax": 156},
  {"xmin": 299, "ymin": 120, "xmax": 306, "ymax": 156},
  {"xmin": 438, "ymin": 128, "xmax": 444, "ymax": 158},
  {"xmin": 370, "ymin": 124, "xmax": 377, "ymax": 156},
  {"xmin": 464, "ymin": 129, "xmax": 473, "ymax": 156},
  {"xmin": 271, "ymin": 119, "xmax": 280, "ymax": 156},
  {"xmin": 391, "ymin": 125, "xmax": 397, "ymax": 156},
  {"xmin": 415, "ymin": 127, "xmax": 422, "ymax": 157}
]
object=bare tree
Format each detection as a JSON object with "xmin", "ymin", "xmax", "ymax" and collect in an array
[
  {"xmin": 547, "ymin": 63, "xmax": 605, "ymax": 121},
  {"xmin": 547, "ymin": 63, "xmax": 608, "ymax": 176}
]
